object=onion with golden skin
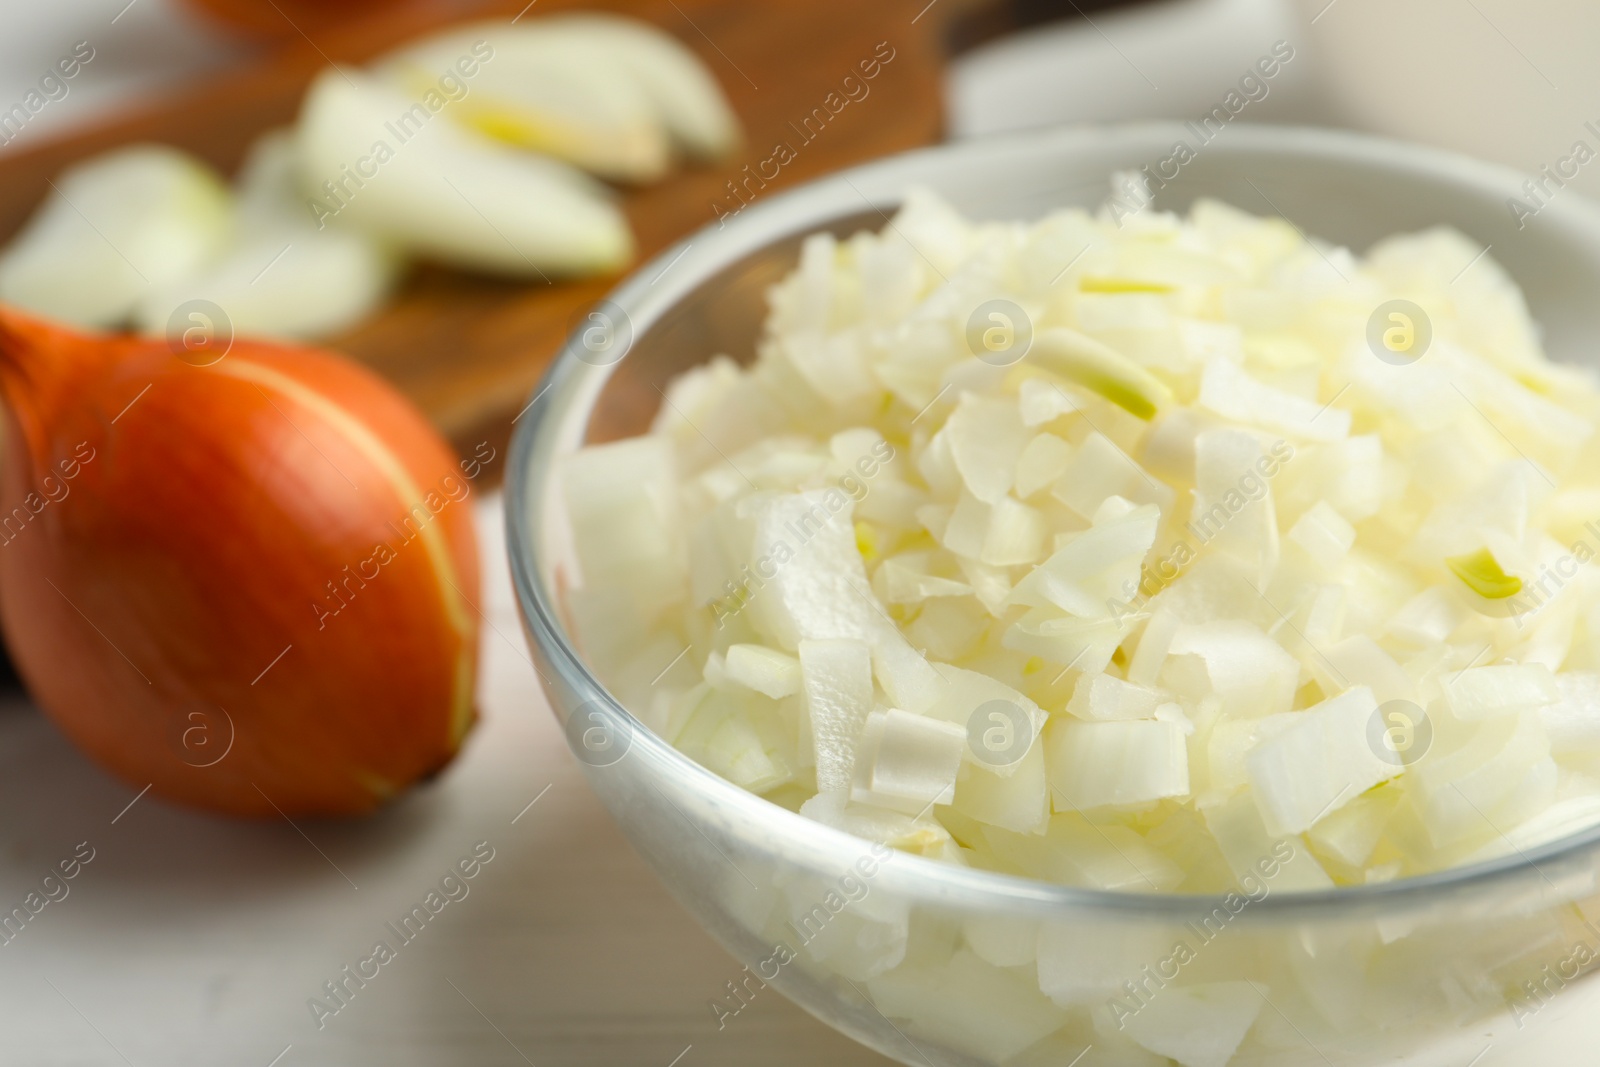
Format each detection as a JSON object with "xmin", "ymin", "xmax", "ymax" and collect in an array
[{"xmin": 0, "ymin": 308, "xmax": 479, "ymax": 817}]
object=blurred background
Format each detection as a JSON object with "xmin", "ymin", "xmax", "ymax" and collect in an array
[{"xmin": 5, "ymin": 0, "xmax": 1595, "ymax": 191}]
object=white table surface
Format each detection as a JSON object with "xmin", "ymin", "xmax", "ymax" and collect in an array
[{"xmin": 0, "ymin": 494, "xmax": 894, "ymax": 1066}]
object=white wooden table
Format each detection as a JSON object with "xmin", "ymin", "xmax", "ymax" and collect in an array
[{"xmin": 0, "ymin": 495, "xmax": 894, "ymax": 1066}]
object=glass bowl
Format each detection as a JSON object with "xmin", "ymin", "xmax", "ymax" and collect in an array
[{"xmin": 505, "ymin": 123, "xmax": 1600, "ymax": 1066}]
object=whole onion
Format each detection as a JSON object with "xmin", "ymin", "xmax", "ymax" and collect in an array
[{"xmin": 0, "ymin": 307, "xmax": 479, "ymax": 817}]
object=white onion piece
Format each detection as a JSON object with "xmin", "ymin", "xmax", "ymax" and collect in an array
[
  {"xmin": 867, "ymin": 948, "xmax": 1065, "ymax": 1063},
  {"xmin": 962, "ymin": 915, "xmax": 1037, "ymax": 968},
  {"xmin": 954, "ymin": 741, "xmax": 1050, "ymax": 833},
  {"xmin": 798, "ymin": 639, "xmax": 874, "ymax": 792},
  {"xmin": 534, "ymin": 14, "xmax": 740, "ymax": 161},
  {"xmin": 1046, "ymin": 718, "xmax": 1190, "ymax": 810},
  {"xmin": 1200, "ymin": 357, "xmax": 1350, "ymax": 442},
  {"xmin": 1017, "ymin": 377, "xmax": 1080, "ymax": 426},
  {"xmin": 946, "ymin": 393, "xmax": 1030, "ymax": 503},
  {"xmin": 296, "ymin": 69, "xmax": 631, "ymax": 277},
  {"xmin": 1009, "ymin": 503, "xmax": 1158, "ymax": 619},
  {"xmin": 1120, "ymin": 981, "xmax": 1265, "ymax": 1067},
  {"xmin": 1169, "ymin": 621, "xmax": 1299, "ymax": 719},
  {"xmin": 1067, "ymin": 673, "xmax": 1163, "ymax": 721},
  {"xmin": 374, "ymin": 24, "xmax": 666, "ymax": 182},
  {"xmin": 562, "ymin": 436, "xmax": 685, "ymax": 615},
  {"xmin": 723, "ymin": 644, "xmax": 801, "ymax": 699},
  {"xmin": 853, "ymin": 708, "xmax": 966, "ymax": 812},
  {"xmin": 0, "ymin": 145, "xmax": 230, "ymax": 329},
  {"xmin": 1447, "ymin": 664, "xmax": 1560, "ymax": 720},
  {"xmin": 1288, "ymin": 500, "xmax": 1356, "ymax": 572},
  {"xmin": 1053, "ymin": 431, "xmax": 1174, "ymax": 520},
  {"xmin": 1409, "ymin": 710, "xmax": 1551, "ymax": 848},
  {"xmin": 1246, "ymin": 687, "xmax": 1398, "ymax": 835},
  {"xmin": 1541, "ymin": 672, "xmax": 1600, "ymax": 754},
  {"xmin": 134, "ymin": 130, "xmax": 400, "ymax": 341}
]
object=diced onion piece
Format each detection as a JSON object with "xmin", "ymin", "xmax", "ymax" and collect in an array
[
  {"xmin": 1202, "ymin": 790, "xmax": 1334, "ymax": 892},
  {"xmin": 1046, "ymin": 718, "xmax": 1191, "ymax": 810},
  {"xmin": 1030, "ymin": 327, "xmax": 1173, "ymax": 419},
  {"xmin": 853, "ymin": 708, "xmax": 967, "ymax": 812},
  {"xmin": 1465, "ymin": 792, "xmax": 1600, "ymax": 858},
  {"xmin": 1017, "ymin": 376, "xmax": 1080, "ymax": 426},
  {"xmin": 1037, "ymin": 920, "xmax": 1172, "ymax": 1007},
  {"xmin": 1289, "ymin": 500, "xmax": 1356, "ymax": 571},
  {"xmin": 987, "ymin": 815, "xmax": 1182, "ymax": 890},
  {"xmin": 871, "ymin": 632, "xmax": 945, "ymax": 715},
  {"xmin": 875, "ymin": 553, "xmax": 973, "ymax": 605},
  {"xmin": 1169, "ymin": 621, "xmax": 1299, "ymax": 718},
  {"xmin": 723, "ymin": 644, "xmax": 801, "ymax": 699},
  {"xmin": 942, "ymin": 491, "xmax": 1046, "ymax": 566},
  {"xmin": 1127, "ymin": 605, "xmax": 1181, "ymax": 686},
  {"xmin": 945, "ymin": 393, "xmax": 1029, "ymax": 503},
  {"xmin": 1245, "ymin": 687, "xmax": 1398, "ymax": 835},
  {"xmin": 1385, "ymin": 587, "xmax": 1465, "ymax": 648},
  {"xmin": 800, "ymin": 790, "xmax": 955, "ymax": 857},
  {"xmin": 867, "ymin": 948, "xmax": 1066, "ymax": 1063},
  {"xmin": 1014, "ymin": 432, "xmax": 1073, "ymax": 499},
  {"xmin": 954, "ymin": 742, "xmax": 1050, "ymax": 833},
  {"xmin": 1445, "ymin": 546, "xmax": 1523, "ymax": 599},
  {"xmin": 701, "ymin": 709, "xmax": 791, "ymax": 793},
  {"xmin": 799, "ymin": 639, "xmax": 874, "ymax": 791},
  {"xmin": 1120, "ymin": 981, "xmax": 1265, "ymax": 1067},
  {"xmin": 1199, "ymin": 358, "xmax": 1350, "ymax": 442},
  {"xmin": 1306, "ymin": 785, "xmax": 1400, "ymax": 868},
  {"xmin": 745, "ymin": 490, "xmax": 873, "ymax": 647},
  {"xmin": 1066, "ymin": 673, "xmax": 1163, "ymax": 721},
  {"xmin": 1408, "ymin": 711, "xmax": 1551, "ymax": 847},
  {"xmin": 1053, "ymin": 431, "xmax": 1174, "ymax": 521},
  {"xmin": 1191, "ymin": 428, "xmax": 1282, "ymax": 577},
  {"xmin": 963, "ymin": 914, "xmax": 1036, "ymax": 968},
  {"xmin": 1541, "ymin": 672, "xmax": 1600, "ymax": 754},
  {"xmin": 1206, "ymin": 713, "xmax": 1298, "ymax": 794},
  {"xmin": 1009, "ymin": 503, "xmax": 1159, "ymax": 618},
  {"xmin": 925, "ymin": 663, "xmax": 1043, "ymax": 770},
  {"xmin": 1003, "ymin": 609, "xmax": 1127, "ymax": 677},
  {"xmin": 1447, "ymin": 663, "xmax": 1559, "ymax": 720},
  {"xmin": 676, "ymin": 688, "xmax": 794, "ymax": 794},
  {"xmin": 562, "ymin": 436, "xmax": 685, "ymax": 615},
  {"xmin": 1318, "ymin": 635, "xmax": 1413, "ymax": 706}
]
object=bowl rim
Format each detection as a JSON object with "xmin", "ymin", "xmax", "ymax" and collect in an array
[{"xmin": 505, "ymin": 120, "xmax": 1600, "ymax": 918}]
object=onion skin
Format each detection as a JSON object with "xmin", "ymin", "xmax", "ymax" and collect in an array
[{"xmin": 0, "ymin": 308, "xmax": 479, "ymax": 817}]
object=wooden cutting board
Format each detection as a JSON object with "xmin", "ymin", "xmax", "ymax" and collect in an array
[{"xmin": 0, "ymin": 0, "xmax": 977, "ymax": 461}]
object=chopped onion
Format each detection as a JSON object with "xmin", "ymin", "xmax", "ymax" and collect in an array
[{"xmin": 558, "ymin": 186, "xmax": 1600, "ymax": 920}]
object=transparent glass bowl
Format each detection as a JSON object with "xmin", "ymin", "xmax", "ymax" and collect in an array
[{"xmin": 505, "ymin": 124, "xmax": 1600, "ymax": 1066}]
